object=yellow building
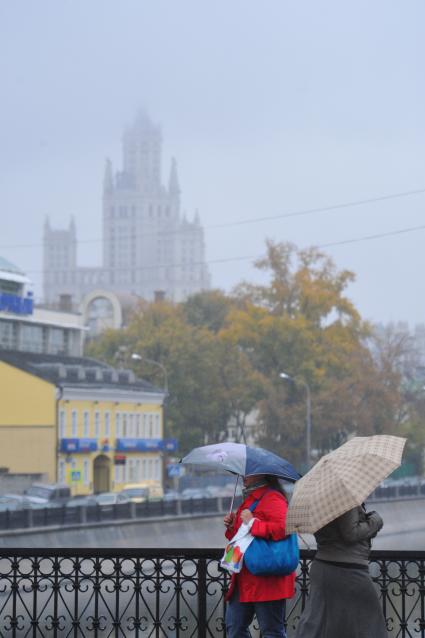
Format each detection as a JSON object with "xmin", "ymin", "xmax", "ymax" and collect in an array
[
  {"xmin": 0, "ymin": 358, "xmax": 56, "ymax": 481},
  {"xmin": 0, "ymin": 351, "xmax": 170, "ymax": 495}
]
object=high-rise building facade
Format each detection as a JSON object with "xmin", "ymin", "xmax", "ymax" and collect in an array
[{"xmin": 43, "ymin": 111, "xmax": 210, "ymax": 305}]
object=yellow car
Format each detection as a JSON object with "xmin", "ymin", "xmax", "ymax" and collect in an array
[{"xmin": 121, "ymin": 482, "xmax": 164, "ymax": 503}]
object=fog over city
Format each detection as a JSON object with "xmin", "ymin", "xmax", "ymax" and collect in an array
[{"xmin": 1, "ymin": 0, "xmax": 424, "ymax": 323}]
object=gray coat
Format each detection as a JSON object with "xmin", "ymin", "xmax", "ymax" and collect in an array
[{"xmin": 314, "ymin": 506, "xmax": 383, "ymax": 566}]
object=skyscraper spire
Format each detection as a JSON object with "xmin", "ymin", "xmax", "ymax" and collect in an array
[
  {"xmin": 168, "ymin": 157, "xmax": 180, "ymax": 196},
  {"xmin": 103, "ymin": 158, "xmax": 114, "ymax": 193}
]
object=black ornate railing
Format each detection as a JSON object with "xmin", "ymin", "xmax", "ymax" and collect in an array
[{"xmin": 0, "ymin": 549, "xmax": 423, "ymax": 637}]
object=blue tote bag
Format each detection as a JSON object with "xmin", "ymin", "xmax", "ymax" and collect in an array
[{"xmin": 243, "ymin": 492, "xmax": 299, "ymax": 576}]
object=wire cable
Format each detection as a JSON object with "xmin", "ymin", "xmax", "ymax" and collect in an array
[
  {"xmin": 1, "ymin": 186, "xmax": 425, "ymax": 251},
  {"xmin": 22, "ymin": 221, "xmax": 425, "ymax": 276}
]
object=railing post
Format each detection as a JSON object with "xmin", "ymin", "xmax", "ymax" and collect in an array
[
  {"xmin": 198, "ymin": 557, "xmax": 207, "ymax": 638},
  {"xmin": 24, "ymin": 507, "xmax": 33, "ymax": 529},
  {"xmin": 78, "ymin": 505, "xmax": 87, "ymax": 524}
]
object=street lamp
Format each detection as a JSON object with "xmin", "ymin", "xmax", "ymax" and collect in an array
[
  {"xmin": 131, "ymin": 353, "xmax": 168, "ymax": 395},
  {"xmin": 279, "ymin": 372, "xmax": 312, "ymax": 470}
]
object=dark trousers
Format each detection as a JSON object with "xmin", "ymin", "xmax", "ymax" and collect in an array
[{"xmin": 226, "ymin": 589, "xmax": 287, "ymax": 638}]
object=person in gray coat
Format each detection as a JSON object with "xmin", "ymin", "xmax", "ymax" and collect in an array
[{"xmin": 294, "ymin": 505, "xmax": 387, "ymax": 638}]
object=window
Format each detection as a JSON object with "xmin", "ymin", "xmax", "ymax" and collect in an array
[
  {"xmin": 115, "ymin": 413, "xmax": 121, "ymax": 438},
  {"xmin": 128, "ymin": 458, "xmax": 137, "ymax": 483},
  {"xmin": 154, "ymin": 414, "xmax": 160, "ymax": 438},
  {"xmin": 142, "ymin": 459, "xmax": 147, "ymax": 480},
  {"xmin": 83, "ymin": 459, "xmax": 89, "ymax": 485},
  {"xmin": 128, "ymin": 414, "xmax": 134, "ymax": 438},
  {"xmin": 147, "ymin": 458, "xmax": 153, "ymax": 479},
  {"xmin": 136, "ymin": 414, "xmax": 141, "ymax": 438},
  {"xmin": 135, "ymin": 458, "xmax": 141, "ymax": 481},
  {"xmin": 59, "ymin": 410, "xmax": 66, "ymax": 438},
  {"xmin": 104, "ymin": 412, "xmax": 110, "ymax": 437},
  {"xmin": 142, "ymin": 414, "xmax": 148, "ymax": 438},
  {"xmin": 122, "ymin": 413, "xmax": 128, "ymax": 437},
  {"xmin": 0, "ymin": 321, "xmax": 18, "ymax": 349},
  {"xmin": 154, "ymin": 458, "xmax": 160, "ymax": 480},
  {"xmin": 49, "ymin": 328, "xmax": 66, "ymax": 355},
  {"xmin": 94, "ymin": 412, "xmax": 100, "ymax": 437},
  {"xmin": 58, "ymin": 460, "xmax": 65, "ymax": 483},
  {"xmin": 148, "ymin": 414, "xmax": 153, "ymax": 438},
  {"xmin": 114, "ymin": 465, "xmax": 124, "ymax": 483},
  {"xmin": 83, "ymin": 411, "xmax": 90, "ymax": 437},
  {"xmin": 71, "ymin": 410, "xmax": 78, "ymax": 437},
  {"xmin": 21, "ymin": 324, "xmax": 43, "ymax": 353}
]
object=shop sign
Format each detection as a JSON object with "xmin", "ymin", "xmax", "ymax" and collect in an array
[
  {"xmin": 167, "ymin": 463, "xmax": 184, "ymax": 478},
  {"xmin": 60, "ymin": 438, "xmax": 98, "ymax": 453},
  {"xmin": 163, "ymin": 438, "xmax": 178, "ymax": 452},
  {"xmin": 115, "ymin": 438, "xmax": 178, "ymax": 453},
  {"xmin": 116, "ymin": 438, "xmax": 162, "ymax": 452},
  {"xmin": 0, "ymin": 292, "xmax": 33, "ymax": 315}
]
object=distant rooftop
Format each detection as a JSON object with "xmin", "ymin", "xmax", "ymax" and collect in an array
[
  {"xmin": 0, "ymin": 256, "xmax": 25, "ymax": 275},
  {"xmin": 0, "ymin": 351, "xmax": 164, "ymax": 395}
]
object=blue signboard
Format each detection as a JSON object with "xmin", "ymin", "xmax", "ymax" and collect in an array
[
  {"xmin": 116, "ymin": 438, "xmax": 162, "ymax": 452},
  {"xmin": 60, "ymin": 438, "xmax": 178, "ymax": 454},
  {"xmin": 60, "ymin": 439, "xmax": 98, "ymax": 453},
  {"xmin": 163, "ymin": 438, "xmax": 178, "ymax": 453},
  {"xmin": 0, "ymin": 292, "xmax": 33, "ymax": 315},
  {"xmin": 167, "ymin": 463, "xmax": 184, "ymax": 478},
  {"xmin": 115, "ymin": 438, "xmax": 178, "ymax": 453}
]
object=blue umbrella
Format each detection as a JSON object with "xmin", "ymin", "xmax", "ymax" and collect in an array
[
  {"xmin": 181, "ymin": 442, "xmax": 300, "ymax": 510},
  {"xmin": 181, "ymin": 442, "xmax": 300, "ymax": 481}
]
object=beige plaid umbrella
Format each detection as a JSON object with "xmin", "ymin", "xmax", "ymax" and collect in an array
[{"xmin": 286, "ymin": 435, "xmax": 406, "ymax": 534}]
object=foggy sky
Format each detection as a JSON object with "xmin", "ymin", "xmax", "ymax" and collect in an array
[{"xmin": 1, "ymin": 0, "xmax": 424, "ymax": 324}]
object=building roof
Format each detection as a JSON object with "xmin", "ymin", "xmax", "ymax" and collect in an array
[
  {"xmin": 0, "ymin": 256, "xmax": 25, "ymax": 275},
  {"xmin": 0, "ymin": 350, "xmax": 163, "ymax": 395}
]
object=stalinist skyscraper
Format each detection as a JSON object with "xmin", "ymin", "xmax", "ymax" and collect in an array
[{"xmin": 43, "ymin": 111, "xmax": 210, "ymax": 305}]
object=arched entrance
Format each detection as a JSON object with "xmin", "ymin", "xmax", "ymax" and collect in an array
[{"xmin": 93, "ymin": 455, "xmax": 111, "ymax": 493}]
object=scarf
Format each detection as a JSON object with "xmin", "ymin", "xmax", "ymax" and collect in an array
[{"xmin": 242, "ymin": 480, "xmax": 268, "ymax": 501}]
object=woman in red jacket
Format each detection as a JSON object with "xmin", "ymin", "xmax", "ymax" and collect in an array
[{"xmin": 223, "ymin": 474, "xmax": 296, "ymax": 638}]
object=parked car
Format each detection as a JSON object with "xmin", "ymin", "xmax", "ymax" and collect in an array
[
  {"xmin": 0, "ymin": 495, "xmax": 26, "ymax": 512},
  {"xmin": 163, "ymin": 490, "xmax": 180, "ymax": 502},
  {"xmin": 24, "ymin": 483, "xmax": 71, "ymax": 506},
  {"xmin": 121, "ymin": 481, "xmax": 164, "ymax": 502},
  {"xmin": 120, "ymin": 486, "xmax": 149, "ymax": 503},
  {"xmin": 94, "ymin": 492, "xmax": 130, "ymax": 510},
  {"xmin": 180, "ymin": 488, "xmax": 209, "ymax": 500},
  {"xmin": 66, "ymin": 496, "xmax": 98, "ymax": 508}
]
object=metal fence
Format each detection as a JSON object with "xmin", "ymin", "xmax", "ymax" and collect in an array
[
  {"xmin": 0, "ymin": 548, "xmax": 423, "ymax": 637},
  {"xmin": 2, "ymin": 483, "xmax": 424, "ymax": 532},
  {"xmin": 0, "ymin": 496, "xmax": 239, "ymax": 531}
]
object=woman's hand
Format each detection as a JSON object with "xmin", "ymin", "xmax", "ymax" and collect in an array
[
  {"xmin": 240, "ymin": 509, "xmax": 253, "ymax": 524},
  {"xmin": 223, "ymin": 513, "xmax": 236, "ymax": 529}
]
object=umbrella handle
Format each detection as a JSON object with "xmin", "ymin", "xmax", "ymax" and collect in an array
[
  {"xmin": 229, "ymin": 475, "xmax": 239, "ymax": 513},
  {"xmin": 298, "ymin": 533, "xmax": 312, "ymax": 550}
]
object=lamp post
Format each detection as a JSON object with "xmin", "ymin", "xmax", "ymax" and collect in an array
[
  {"xmin": 131, "ymin": 353, "xmax": 168, "ymax": 396},
  {"xmin": 279, "ymin": 372, "xmax": 312, "ymax": 470}
]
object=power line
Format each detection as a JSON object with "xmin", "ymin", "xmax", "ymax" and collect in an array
[
  {"xmin": 23, "ymin": 221, "xmax": 425, "ymax": 276},
  {"xmin": 1, "ymin": 186, "xmax": 425, "ymax": 251}
]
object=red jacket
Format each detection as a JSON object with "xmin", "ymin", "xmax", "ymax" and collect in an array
[{"xmin": 225, "ymin": 485, "xmax": 296, "ymax": 603}]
